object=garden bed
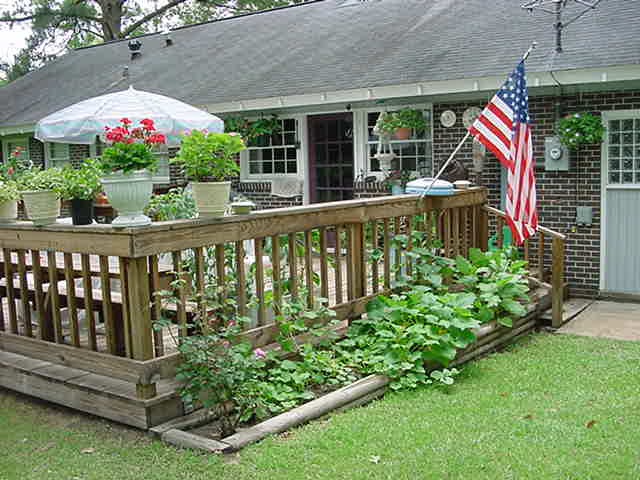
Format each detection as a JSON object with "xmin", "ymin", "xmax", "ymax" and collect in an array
[{"xmin": 155, "ymin": 284, "xmax": 549, "ymax": 453}]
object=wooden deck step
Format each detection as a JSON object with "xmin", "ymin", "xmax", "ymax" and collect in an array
[
  {"xmin": 540, "ymin": 297, "xmax": 593, "ymax": 325},
  {"xmin": 0, "ymin": 350, "xmax": 183, "ymax": 429}
]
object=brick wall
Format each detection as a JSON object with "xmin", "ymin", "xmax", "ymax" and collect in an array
[
  {"xmin": 28, "ymin": 137, "xmax": 45, "ymax": 168},
  {"xmin": 433, "ymin": 89, "xmax": 640, "ymax": 297},
  {"xmin": 234, "ymin": 181, "xmax": 302, "ymax": 209}
]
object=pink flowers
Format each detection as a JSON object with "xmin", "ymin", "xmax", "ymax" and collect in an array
[{"xmin": 253, "ymin": 348, "xmax": 266, "ymax": 359}]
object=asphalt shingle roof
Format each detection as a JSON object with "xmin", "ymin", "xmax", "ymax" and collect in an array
[{"xmin": 1, "ymin": 0, "xmax": 638, "ymax": 127}]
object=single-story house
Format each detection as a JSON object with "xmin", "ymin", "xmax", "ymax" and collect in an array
[{"xmin": 0, "ymin": 0, "xmax": 639, "ymax": 297}]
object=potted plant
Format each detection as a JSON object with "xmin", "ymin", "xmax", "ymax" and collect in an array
[
  {"xmin": 374, "ymin": 109, "xmax": 427, "ymax": 141},
  {"xmin": 224, "ymin": 115, "xmax": 281, "ymax": 147},
  {"xmin": 394, "ymin": 108, "xmax": 427, "ymax": 140},
  {"xmin": 59, "ymin": 159, "xmax": 102, "ymax": 225},
  {"xmin": 99, "ymin": 118, "xmax": 165, "ymax": 227},
  {"xmin": 0, "ymin": 181, "xmax": 20, "ymax": 223},
  {"xmin": 557, "ymin": 112, "xmax": 604, "ymax": 150},
  {"xmin": 0, "ymin": 145, "xmax": 31, "ymax": 223},
  {"xmin": 171, "ymin": 130, "xmax": 245, "ymax": 218},
  {"xmin": 383, "ymin": 170, "xmax": 417, "ymax": 195},
  {"xmin": 15, "ymin": 167, "xmax": 64, "ymax": 226}
]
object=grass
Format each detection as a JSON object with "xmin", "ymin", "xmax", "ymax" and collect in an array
[{"xmin": 1, "ymin": 332, "xmax": 639, "ymax": 479}]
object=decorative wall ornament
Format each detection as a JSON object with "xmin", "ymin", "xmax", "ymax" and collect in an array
[
  {"xmin": 462, "ymin": 107, "xmax": 482, "ymax": 129},
  {"xmin": 440, "ymin": 110, "xmax": 457, "ymax": 128}
]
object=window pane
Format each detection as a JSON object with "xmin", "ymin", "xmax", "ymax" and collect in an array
[
  {"xmin": 286, "ymin": 148, "xmax": 297, "ymax": 160},
  {"xmin": 284, "ymin": 133, "xmax": 296, "ymax": 145},
  {"xmin": 286, "ymin": 161, "xmax": 297, "ymax": 173},
  {"xmin": 609, "ymin": 120, "xmax": 620, "ymax": 132},
  {"xmin": 283, "ymin": 119, "xmax": 295, "ymax": 131},
  {"xmin": 274, "ymin": 161, "xmax": 285, "ymax": 173}
]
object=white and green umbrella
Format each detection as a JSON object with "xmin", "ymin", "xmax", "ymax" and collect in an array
[{"xmin": 35, "ymin": 86, "xmax": 224, "ymax": 145}]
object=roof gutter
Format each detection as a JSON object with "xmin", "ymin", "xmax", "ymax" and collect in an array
[
  {"xmin": 0, "ymin": 124, "xmax": 36, "ymax": 136},
  {"xmin": 202, "ymin": 64, "xmax": 640, "ymax": 114}
]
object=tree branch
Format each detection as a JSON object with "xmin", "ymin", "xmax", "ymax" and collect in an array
[
  {"xmin": 120, "ymin": 0, "xmax": 190, "ymax": 38},
  {"xmin": 0, "ymin": 15, "xmax": 36, "ymax": 23}
]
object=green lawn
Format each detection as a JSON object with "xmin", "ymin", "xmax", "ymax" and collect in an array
[{"xmin": 1, "ymin": 333, "xmax": 639, "ymax": 480}]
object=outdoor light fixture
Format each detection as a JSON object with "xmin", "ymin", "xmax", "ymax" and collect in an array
[
  {"xmin": 128, "ymin": 39, "xmax": 143, "ymax": 60},
  {"xmin": 521, "ymin": 0, "xmax": 603, "ymax": 52}
]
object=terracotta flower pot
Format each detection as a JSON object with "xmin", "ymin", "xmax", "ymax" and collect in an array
[{"xmin": 393, "ymin": 128, "xmax": 411, "ymax": 140}]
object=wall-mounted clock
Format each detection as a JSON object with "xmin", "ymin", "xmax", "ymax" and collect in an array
[{"xmin": 440, "ymin": 110, "xmax": 457, "ymax": 128}]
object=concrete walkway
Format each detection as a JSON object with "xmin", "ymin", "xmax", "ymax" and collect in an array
[{"xmin": 557, "ymin": 300, "xmax": 640, "ymax": 341}]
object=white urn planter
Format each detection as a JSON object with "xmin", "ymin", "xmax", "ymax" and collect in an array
[
  {"xmin": 0, "ymin": 200, "xmax": 18, "ymax": 224},
  {"xmin": 191, "ymin": 181, "xmax": 231, "ymax": 218},
  {"xmin": 101, "ymin": 170, "xmax": 153, "ymax": 227},
  {"xmin": 375, "ymin": 152, "xmax": 396, "ymax": 172},
  {"xmin": 21, "ymin": 191, "xmax": 60, "ymax": 226}
]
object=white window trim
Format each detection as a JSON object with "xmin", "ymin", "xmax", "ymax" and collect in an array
[
  {"xmin": 240, "ymin": 115, "xmax": 303, "ymax": 181},
  {"xmin": 359, "ymin": 103, "xmax": 434, "ymax": 177},
  {"xmin": 599, "ymin": 109, "xmax": 640, "ymax": 291},
  {"xmin": 44, "ymin": 142, "xmax": 70, "ymax": 168},
  {"xmin": 2, "ymin": 136, "xmax": 30, "ymax": 163}
]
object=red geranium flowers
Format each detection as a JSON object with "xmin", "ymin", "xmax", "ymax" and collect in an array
[{"xmin": 103, "ymin": 118, "xmax": 166, "ymax": 146}]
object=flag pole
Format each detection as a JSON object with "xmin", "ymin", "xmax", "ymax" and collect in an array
[{"xmin": 420, "ymin": 41, "xmax": 537, "ymax": 199}]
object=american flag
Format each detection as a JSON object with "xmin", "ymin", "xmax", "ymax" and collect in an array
[{"xmin": 468, "ymin": 60, "xmax": 537, "ymax": 245}]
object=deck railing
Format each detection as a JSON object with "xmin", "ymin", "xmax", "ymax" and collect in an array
[
  {"xmin": 0, "ymin": 187, "xmax": 564, "ymax": 400},
  {"xmin": 483, "ymin": 205, "xmax": 566, "ymax": 327}
]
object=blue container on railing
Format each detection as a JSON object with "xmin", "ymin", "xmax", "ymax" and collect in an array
[{"xmin": 405, "ymin": 178, "xmax": 454, "ymax": 196}]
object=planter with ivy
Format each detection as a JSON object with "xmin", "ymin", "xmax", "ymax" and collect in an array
[
  {"xmin": 16, "ymin": 167, "xmax": 64, "ymax": 226},
  {"xmin": 59, "ymin": 159, "xmax": 103, "ymax": 225},
  {"xmin": 557, "ymin": 112, "xmax": 604, "ymax": 150},
  {"xmin": 99, "ymin": 118, "xmax": 166, "ymax": 227},
  {"xmin": 0, "ymin": 181, "xmax": 19, "ymax": 224},
  {"xmin": 171, "ymin": 130, "xmax": 246, "ymax": 218},
  {"xmin": 374, "ymin": 108, "xmax": 427, "ymax": 141},
  {"xmin": 224, "ymin": 115, "xmax": 281, "ymax": 146}
]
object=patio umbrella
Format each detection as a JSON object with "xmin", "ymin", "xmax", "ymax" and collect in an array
[{"xmin": 35, "ymin": 86, "xmax": 224, "ymax": 146}]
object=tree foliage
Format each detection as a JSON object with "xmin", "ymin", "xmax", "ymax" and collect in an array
[{"xmin": 0, "ymin": 0, "xmax": 309, "ymax": 83}]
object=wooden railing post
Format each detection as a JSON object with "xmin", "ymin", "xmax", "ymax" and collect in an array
[
  {"xmin": 551, "ymin": 237, "xmax": 565, "ymax": 328},
  {"xmin": 478, "ymin": 207, "xmax": 489, "ymax": 252},
  {"xmin": 124, "ymin": 256, "xmax": 157, "ymax": 399}
]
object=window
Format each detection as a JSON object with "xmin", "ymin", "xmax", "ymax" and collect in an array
[
  {"xmin": 366, "ymin": 109, "xmax": 433, "ymax": 175},
  {"xmin": 247, "ymin": 118, "xmax": 299, "ymax": 176},
  {"xmin": 606, "ymin": 117, "xmax": 640, "ymax": 185},
  {"xmin": 2, "ymin": 138, "xmax": 30, "ymax": 164},
  {"xmin": 45, "ymin": 142, "xmax": 70, "ymax": 168}
]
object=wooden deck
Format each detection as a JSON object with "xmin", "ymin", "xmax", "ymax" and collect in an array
[{"xmin": 0, "ymin": 189, "xmax": 568, "ymax": 429}]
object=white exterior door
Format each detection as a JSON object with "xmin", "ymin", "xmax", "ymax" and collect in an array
[{"xmin": 601, "ymin": 110, "xmax": 640, "ymax": 295}]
